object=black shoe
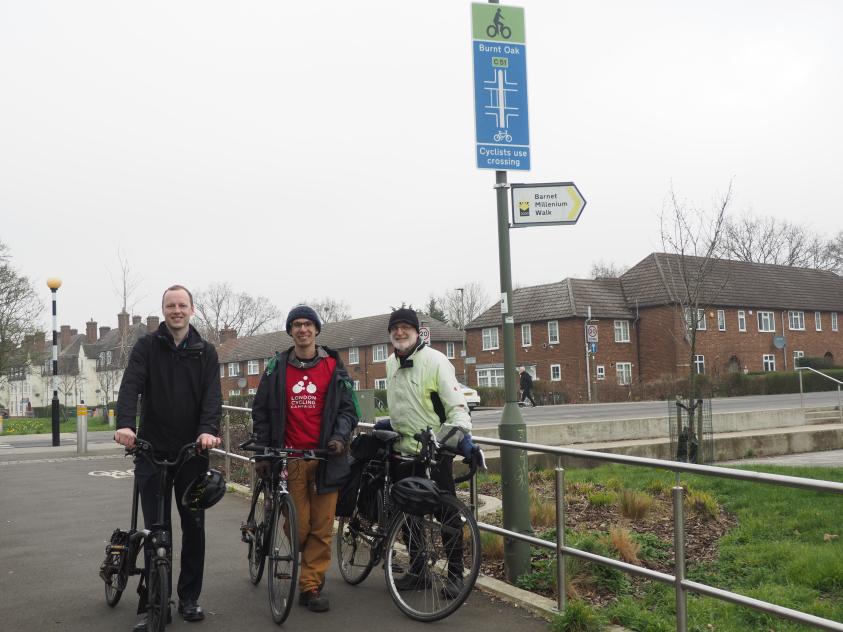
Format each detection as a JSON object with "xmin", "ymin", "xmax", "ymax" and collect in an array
[
  {"xmin": 393, "ymin": 571, "xmax": 432, "ymax": 591},
  {"xmin": 178, "ymin": 599, "xmax": 205, "ymax": 622},
  {"xmin": 441, "ymin": 576, "xmax": 464, "ymax": 599},
  {"xmin": 298, "ymin": 588, "xmax": 330, "ymax": 612},
  {"xmin": 132, "ymin": 607, "xmax": 172, "ymax": 632}
]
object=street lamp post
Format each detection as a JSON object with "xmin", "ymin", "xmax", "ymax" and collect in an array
[
  {"xmin": 47, "ymin": 277, "xmax": 62, "ymax": 446},
  {"xmin": 456, "ymin": 287, "xmax": 467, "ymax": 384}
]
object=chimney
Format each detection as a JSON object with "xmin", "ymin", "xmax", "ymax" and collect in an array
[
  {"xmin": 71, "ymin": 328, "xmax": 78, "ymax": 337},
  {"xmin": 86, "ymin": 320, "xmax": 98, "ymax": 343},
  {"xmin": 60, "ymin": 325, "xmax": 72, "ymax": 350},
  {"xmin": 220, "ymin": 328, "xmax": 238, "ymax": 344},
  {"xmin": 132, "ymin": 315, "xmax": 142, "ymax": 325},
  {"xmin": 99, "ymin": 326, "xmax": 111, "ymax": 339},
  {"xmin": 117, "ymin": 311, "xmax": 129, "ymax": 337},
  {"xmin": 147, "ymin": 316, "xmax": 160, "ymax": 332}
]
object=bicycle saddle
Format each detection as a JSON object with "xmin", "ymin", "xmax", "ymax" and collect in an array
[{"xmin": 373, "ymin": 429, "xmax": 400, "ymax": 443}]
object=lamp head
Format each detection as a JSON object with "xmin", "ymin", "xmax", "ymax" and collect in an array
[{"xmin": 46, "ymin": 278, "xmax": 62, "ymax": 290}]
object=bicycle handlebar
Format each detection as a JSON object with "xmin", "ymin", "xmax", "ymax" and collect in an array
[
  {"xmin": 128, "ymin": 440, "xmax": 201, "ymax": 468},
  {"xmin": 238, "ymin": 437, "xmax": 330, "ymax": 459},
  {"xmin": 410, "ymin": 427, "xmax": 479, "ymax": 484}
]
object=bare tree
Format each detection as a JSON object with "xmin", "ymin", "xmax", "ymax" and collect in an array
[
  {"xmin": 193, "ymin": 283, "xmax": 282, "ymax": 344},
  {"xmin": 0, "ymin": 241, "xmax": 43, "ymax": 382},
  {"xmin": 828, "ymin": 230, "xmax": 843, "ymax": 275},
  {"xmin": 439, "ymin": 283, "xmax": 491, "ymax": 329},
  {"xmin": 420, "ymin": 295, "xmax": 447, "ymax": 323},
  {"xmin": 299, "ymin": 297, "xmax": 351, "ymax": 323},
  {"xmin": 589, "ymin": 259, "xmax": 628, "ymax": 279},
  {"xmin": 110, "ymin": 249, "xmax": 143, "ymax": 314}
]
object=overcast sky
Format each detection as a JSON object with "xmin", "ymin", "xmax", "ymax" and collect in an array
[{"xmin": 2, "ymin": 1, "xmax": 841, "ymax": 332}]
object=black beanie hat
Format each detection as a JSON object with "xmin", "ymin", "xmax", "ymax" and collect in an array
[
  {"xmin": 388, "ymin": 308, "xmax": 420, "ymax": 333},
  {"xmin": 286, "ymin": 305, "xmax": 322, "ymax": 334}
]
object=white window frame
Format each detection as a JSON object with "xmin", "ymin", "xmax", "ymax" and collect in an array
[
  {"xmin": 521, "ymin": 323, "xmax": 532, "ymax": 347},
  {"xmin": 247, "ymin": 360, "xmax": 260, "ymax": 375},
  {"xmin": 476, "ymin": 367, "xmax": 505, "ymax": 387},
  {"xmin": 616, "ymin": 362, "xmax": 632, "ymax": 386},
  {"xmin": 762, "ymin": 354, "xmax": 776, "ymax": 372},
  {"xmin": 614, "ymin": 320, "xmax": 630, "ymax": 343},
  {"xmin": 372, "ymin": 344, "xmax": 388, "ymax": 362},
  {"xmin": 228, "ymin": 362, "xmax": 240, "ymax": 377},
  {"xmin": 815, "ymin": 311, "xmax": 822, "ymax": 331},
  {"xmin": 693, "ymin": 354, "xmax": 705, "ymax": 375},
  {"xmin": 547, "ymin": 320, "xmax": 559, "ymax": 345},
  {"xmin": 684, "ymin": 308, "xmax": 706, "ymax": 331},
  {"xmin": 717, "ymin": 309, "xmax": 726, "ymax": 331},
  {"xmin": 348, "ymin": 347, "xmax": 359, "ymax": 365},
  {"xmin": 788, "ymin": 310, "xmax": 805, "ymax": 331},
  {"xmin": 596, "ymin": 365, "xmax": 605, "ymax": 380},
  {"xmin": 445, "ymin": 342, "xmax": 455, "ymax": 359},
  {"xmin": 353, "ymin": 380, "xmax": 360, "ymax": 390},
  {"xmin": 374, "ymin": 378, "xmax": 387, "ymax": 389},
  {"xmin": 228, "ymin": 389, "xmax": 241, "ymax": 397},
  {"xmin": 738, "ymin": 310, "xmax": 747, "ymax": 332},
  {"xmin": 793, "ymin": 350, "xmax": 805, "ymax": 366},
  {"xmin": 550, "ymin": 364, "xmax": 561, "ymax": 381},
  {"xmin": 757, "ymin": 311, "xmax": 775, "ymax": 333},
  {"xmin": 219, "ymin": 365, "xmax": 224, "ymax": 378},
  {"xmin": 482, "ymin": 327, "xmax": 499, "ymax": 351},
  {"xmin": 247, "ymin": 388, "xmax": 257, "ymax": 395},
  {"xmin": 832, "ymin": 313, "xmax": 839, "ymax": 332}
]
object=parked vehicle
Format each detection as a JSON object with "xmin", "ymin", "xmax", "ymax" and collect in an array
[{"xmin": 459, "ymin": 384, "xmax": 480, "ymax": 411}]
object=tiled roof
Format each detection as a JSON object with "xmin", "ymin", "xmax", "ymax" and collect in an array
[
  {"xmin": 82, "ymin": 324, "xmax": 149, "ymax": 359},
  {"xmin": 217, "ymin": 313, "xmax": 463, "ymax": 363}
]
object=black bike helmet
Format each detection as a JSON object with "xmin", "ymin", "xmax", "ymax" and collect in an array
[
  {"xmin": 390, "ymin": 476, "xmax": 441, "ymax": 516},
  {"xmin": 181, "ymin": 469, "xmax": 226, "ymax": 511}
]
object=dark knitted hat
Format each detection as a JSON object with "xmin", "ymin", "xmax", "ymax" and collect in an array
[
  {"xmin": 286, "ymin": 305, "xmax": 322, "ymax": 334},
  {"xmin": 388, "ymin": 308, "xmax": 420, "ymax": 333}
]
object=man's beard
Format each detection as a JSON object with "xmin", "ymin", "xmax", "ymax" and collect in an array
[{"xmin": 390, "ymin": 332, "xmax": 419, "ymax": 354}]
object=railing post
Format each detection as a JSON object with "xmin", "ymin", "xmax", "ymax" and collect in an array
[
  {"xmin": 673, "ymin": 475, "xmax": 687, "ymax": 632},
  {"xmin": 224, "ymin": 409, "xmax": 231, "ymax": 478},
  {"xmin": 838, "ymin": 385, "xmax": 842, "ymax": 424},
  {"xmin": 470, "ymin": 472, "xmax": 479, "ymax": 521},
  {"xmin": 555, "ymin": 457, "xmax": 566, "ymax": 613},
  {"xmin": 798, "ymin": 369, "xmax": 804, "ymax": 411}
]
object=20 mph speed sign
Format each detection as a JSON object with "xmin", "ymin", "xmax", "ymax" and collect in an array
[
  {"xmin": 586, "ymin": 324, "xmax": 598, "ymax": 343},
  {"xmin": 419, "ymin": 327, "xmax": 431, "ymax": 345}
]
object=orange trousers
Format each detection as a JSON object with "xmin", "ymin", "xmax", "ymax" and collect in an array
[{"xmin": 286, "ymin": 459, "xmax": 338, "ymax": 592}]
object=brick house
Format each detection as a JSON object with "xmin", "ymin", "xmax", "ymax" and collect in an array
[
  {"xmin": 465, "ymin": 253, "xmax": 843, "ymax": 402},
  {"xmin": 216, "ymin": 313, "xmax": 466, "ymax": 400}
]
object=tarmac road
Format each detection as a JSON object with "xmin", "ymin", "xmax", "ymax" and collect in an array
[{"xmin": 0, "ymin": 452, "xmax": 549, "ymax": 632}]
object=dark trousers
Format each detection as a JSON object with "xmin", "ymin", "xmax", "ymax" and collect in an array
[
  {"xmin": 134, "ymin": 455, "xmax": 208, "ymax": 611},
  {"xmin": 520, "ymin": 387, "xmax": 536, "ymax": 407}
]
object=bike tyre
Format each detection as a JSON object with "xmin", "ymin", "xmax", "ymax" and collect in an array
[
  {"xmin": 104, "ymin": 572, "xmax": 125, "ymax": 607},
  {"xmin": 485, "ymin": 24, "xmax": 497, "ymax": 37},
  {"xmin": 384, "ymin": 494, "xmax": 481, "ymax": 622},
  {"xmin": 147, "ymin": 559, "xmax": 170, "ymax": 632},
  {"xmin": 336, "ymin": 489, "xmax": 383, "ymax": 585},
  {"xmin": 500, "ymin": 25, "xmax": 511, "ymax": 39},
  {"xmin": 247, "ymin": 478, "xmax": 268, "ymax": 585},
  {"xmin": 267, "ymin": 493, "xmax": 298, "ymax": 624}
]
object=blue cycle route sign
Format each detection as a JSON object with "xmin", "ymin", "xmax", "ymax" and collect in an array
[{"xmin": 471, "ymin": 3, "xmax": 530, "ymax": 171}]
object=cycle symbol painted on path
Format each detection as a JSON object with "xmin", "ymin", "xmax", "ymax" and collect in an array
[{"xmin": 89, "ymin": 469, "xmax": 134, "ymax": 479}]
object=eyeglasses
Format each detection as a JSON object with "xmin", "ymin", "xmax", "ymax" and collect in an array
[
  {"xmin": 390, "ymin": 324, "xmax": 415, "ymax": 333},
  {"xmin": 291, "ymin": 320, "xmax": 315, "ymax": 330}
]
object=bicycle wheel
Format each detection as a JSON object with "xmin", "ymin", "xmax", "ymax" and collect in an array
[
  {"xmin": 101, "ymin": 530, "xmax": 131, "ymax": 607},
  {"xmin": 336, "ymin": 490, "xmax": 383, "ymax": 585},
  {"xmin": 147, "ymin": 559, "xmax": 170, "ymax": 632},
  {"xmin": 267, "ymin": 493, "xmax": 298, "ymax": 624},
  {"xmin": 104, "ymin": 568, "xmax": 126, "ymax": 606},
  {"xmin": 500, "ymin": 25, "xmax": 511, "ymax": 39},
  {"xmin": 384, "ymin": 495, "xmax": 481, "ymax": 622},
  {"xmin": 246, "ymin": 479, "xmax": 268, "ymax": 585}
]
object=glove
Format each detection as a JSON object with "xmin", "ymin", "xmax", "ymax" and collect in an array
[
  {"xmin": 435, "ymin": 424, "xmax": 466, "ymax": 453},
  {"xmin": 327, "ymin": 439, "xmax": 345, "ymax": 457},
  {"xmin": 456, "ymin": 434, "xmax": 476, "ymax": 459},
  {"xmin": 469, "ymin": 446, "xmax": 487, "ymax": 471},
  {"xmin": 373, "ymin": 418, "xmax": 393, "ymax": 431},
  {"xmin": 254, "ymin": 460, "xmax": 271, "ymax": 478}
]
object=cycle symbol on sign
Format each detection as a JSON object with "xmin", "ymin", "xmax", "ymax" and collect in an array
[
  {"xmin": 486, "ymin": 8, "xmax": 512, "ymax": 39},
  {"xmin": 493, "ymin": 129, "xmax": 513, "ymax": 142}
]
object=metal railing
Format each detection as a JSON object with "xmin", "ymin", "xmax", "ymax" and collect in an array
[
  {"xmin": 797, "ymin": 366, "xmax": 843, "ymax": 423},
  {"xmin": 214, "ymin": 404, "xmax": 843, "ymax": 631}
]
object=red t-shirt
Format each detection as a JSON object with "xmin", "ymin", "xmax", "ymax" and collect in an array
[{"xmin": 284, "ymin": 356, "xmax": 336, "ymax": 449}]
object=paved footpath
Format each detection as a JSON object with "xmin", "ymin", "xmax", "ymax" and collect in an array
[{"xmin": 0, "ymin": 449, "xmax": 550, "ymax": 632}]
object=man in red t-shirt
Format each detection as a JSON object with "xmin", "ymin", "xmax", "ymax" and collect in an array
[{"xmin": 252, "ymin": 305, "xmax": 358, "ymax": 613}]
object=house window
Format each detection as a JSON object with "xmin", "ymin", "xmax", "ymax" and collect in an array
[
  {"xmin": 793, "ymin": 350, "xmax": 804, "ymax": 367},
  {"xmin": 219, "ymin": 364, "xmax": 224, "ymax": 378},
  {"xmin": 373, "ymin": 344, "xmax": 388, "ymax": 362},
  {"xmin": 228, "ymin": 389, "xmax": 241, "ymax": 397},
  {"xmin": 228, "ymin": 362, "xmax": 240, "ymax": 377},
  {"xmin": 717, "ymin": 310, "xmax": 726, "ymax": 331},
  {"xmin": 738, "ymin": 310, "xmax": 747, "ymax": 332},
  {"xmin": 445, "ymin": 342, "xmax": 455, "ymax": 359},
  {"xmin": 616, "ymin": 362, "xmax": 632, "ymax": 386},
  {"xmin": 348, "ymin": 347, "xmax": 359, "ymax": 365},
  {"xmin": 482, "ymin": 327, "xmax": 499, "ymax": 351},
  {"xmin": 521, "ymin": 324, "xmax": 532, "ymax": 347},
  {"xmin": 596, "ymin": 365, "xmax": 605, "ymax": 380},
  {"xmin": 815, "ymin": 311, "xmax": 822, "ymax": 331},
  {"xmin": 353, "ymin": 380, "xmax": 360, "ymax": 390},
  {"xmin": 832, "ymin": 313, "xmax": 839, "ymax": 331},
  {"xmin": 788, "ymin": 311, "xmax": 805, "ymax": 331},
  {"xmin": 693, "ymin": 354, "xmax": 705, "ymax": 374},
  {"xmin": 374, "ymin": 378, "xmax": 387, "ymax": 389},
  {"xmin": 547, "ymin": 321, "xmax": 559, "ymax": 344},
  {"xmin": 550, "ymin": 364, "xmax": 561, "ymax": 381},
  {"xmin": 757, "ymin": 311, "xmax": 775, "ymax": 332},
  {"xmin": 684, "ymin": 308, "xmax": 706, "ymax": 331},
  {"xmin": 476, "ymin": 367, "xmax": 505, "ymax": 387},
  {"xmin": 247, "ymin": 388, "xmax": 257, "ymax": 395},
  {"xmin": 106, "ymin": 350, "xmax": 113, "ymax": 365},
  {"xmin": 762, "ymin": 354, "xmax": 776, "ymax": 372},
  {"xmin": 247, "ymin": 360, "xmax": 260, "ymax": 375},
  {"xmin": 613, "ymin": 320, "xmax": 630, "ymax": 343}
]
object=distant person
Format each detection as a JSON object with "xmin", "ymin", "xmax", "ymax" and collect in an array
[
  {"xmin": 114, "ymin": 284, "xmax": 222, "ymax": 631},
  {"xmin": 252, "ymin": 305, "xmax": 358, "ymax": 613},
  {"xmin": 518, "ymin": 366, "xmax": 536, "ymax": 407}
]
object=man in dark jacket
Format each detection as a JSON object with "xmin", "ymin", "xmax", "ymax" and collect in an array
[
  {"xmin": 252, "ymin": 305, "xmax": 358, "ymax": 613},
  {"xmin": 518, "ymin": 366, "xmax": 536, "ymax": 407},
  {"xmin": 115, "ymin": 285, "xmax": 222, "ymax": 631}
]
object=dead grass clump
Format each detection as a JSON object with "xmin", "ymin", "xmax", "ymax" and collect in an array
[
  {"xmin": 619, "ymin": 489, "xmax": 653, "ymax": 520},
  {"xmin": 605, "ymin": 526, "xmax": 641, "ymax": 564}
]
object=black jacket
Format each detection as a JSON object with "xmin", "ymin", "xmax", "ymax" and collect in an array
[
  {"xmin": 252, "ymin": 346, "xmax": 358, "ymax": 494},
  {"xmin": 116, "ymin": 323, "xmax": 221, "ymax": 456},
  {"xmin": 520, "ymin": 371, "xmax": 533, "ymax": 391}
]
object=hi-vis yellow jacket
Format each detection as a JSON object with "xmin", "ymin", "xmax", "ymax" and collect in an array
[{"xmin": 386, "ymin": 343, "xmax": 472, "ymax": 455}]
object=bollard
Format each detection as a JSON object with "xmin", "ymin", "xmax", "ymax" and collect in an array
[
  {"xmin": 77, "ymin": 403, "xmax": 88, "ymax": 455},
  {"xmin": 108, "ymin": 408, "xmax": 116, "ymax": 429}
]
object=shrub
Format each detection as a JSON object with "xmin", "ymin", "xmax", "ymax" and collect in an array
[
  {"xmin": 481, "ymin": 532, "xmax": 504, "ymax": 560},
  {"xmin": 476, "ymin": 386, "xmax": 504, "ymax": 407},
  {"xmin": 685, "ymin": 488, "xmax": 719, "ymax": 519},
  {"xmin": 530, "ymin": 490, "xmax": 557, "ymax": 528},
  {"xmin": 586, "ymin": 490, "xmax": 617, "ymax": 507},
  {"xmin": 620, "ymin": 489, "xmax": 653, "ymax": 520},
  {"xmin": 549, "ymin": 599, "xmax": 605, "ymax": 632},
  {"xmin": 644, "ymin": 478, "xmax": 671, "ymax": 496}
]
